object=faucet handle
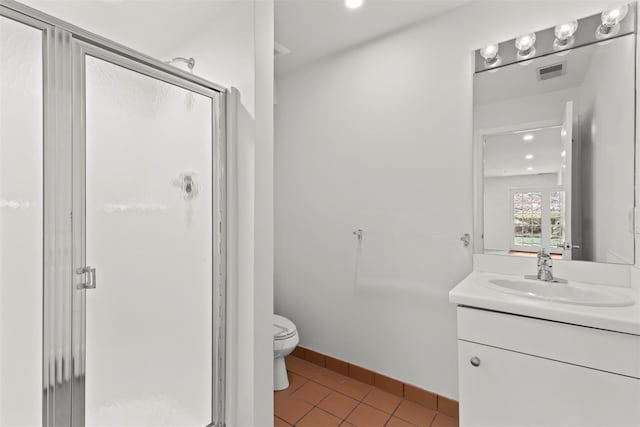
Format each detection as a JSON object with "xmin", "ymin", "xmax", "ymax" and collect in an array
[
  {"xmin": 537, "ymin": 248, "xmax": 551, "ymax": 266},
  {"xmin": 538, "ymin": 248, "xmax": 551, "ymax": 258}
]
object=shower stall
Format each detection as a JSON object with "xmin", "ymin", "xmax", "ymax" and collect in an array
[{"xmin": 0, "ymin": 1, "xmax": 227, "ymax": 426}]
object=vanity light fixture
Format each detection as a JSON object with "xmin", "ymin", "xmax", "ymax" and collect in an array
[
  {"xmin": 523, "ymin": 134, "xmax": 534, "ymax": 141},
  {"xmin": 597, "ymin": 5, "xmax": 629, "ymax": 38},
  {"xmin": 345, "ymin": 0, "xmax": 364, "ymax": 10},
  {"xmin": 476, "ymin": 6, "xmax": 636, "ymax": 72},
  {"xmin": 480, "ymin": 43, "xmax": 501, "ymax": 67},
  {"xmin": 554, "ymin": 21, "xmax": 578, "ymax": 50},
  {"xmin": 515, "ymin": 33, "xmax": 536, "ymax": 60},
  {"xmin": 525, "ymin": 154, "xmax": 534, "ymax": 160}
]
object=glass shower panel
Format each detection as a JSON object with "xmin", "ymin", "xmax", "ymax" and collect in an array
[
  {"xmin": 0, "ymin": 16, "xmax": 43, "ymax": 426},
  {"xmin": 84, "ymin": 56, "xmax": 213, "ymax": 425}
]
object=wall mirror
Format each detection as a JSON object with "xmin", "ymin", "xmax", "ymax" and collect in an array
[{"xmin": 473, "ymin": 6, "xmax": 636, "ymax": 264}]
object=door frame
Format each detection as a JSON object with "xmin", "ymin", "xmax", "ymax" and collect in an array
[
  {"xmin": 0, "ymin": 1, "xmax": 227, "ymax": 425},
  {"xmin": 473, "ymin": 118, "xmax": 562, "ymax": 254}
]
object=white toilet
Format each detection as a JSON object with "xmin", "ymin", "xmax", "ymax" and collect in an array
[{"xmin": 273, "ymin": 314, "xmax": 299, "ymax": 391}]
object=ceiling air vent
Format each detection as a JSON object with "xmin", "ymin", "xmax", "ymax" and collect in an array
[
  {"xmin": 274, "ymin": 42, "xmax": 291, "ymax": 58},
  {"xmin": 537, "ymin": 62, "xmax": 566, "ymax": 81}
]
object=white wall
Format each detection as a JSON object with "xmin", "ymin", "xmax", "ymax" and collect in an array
[
  {"xmin": 578, "ymin": 35, "xmax": 635, "ymax": 264},
  {"xmin": 484, "ymin": 174, "xmax": 558, "ymax": 251},
  {"xmin": 275, "ymin": 0, "xmax": 623, "ymax": 399},
  {"xmin": 253, "ymin": 1, "xmax": 274, "ymax": 425}
]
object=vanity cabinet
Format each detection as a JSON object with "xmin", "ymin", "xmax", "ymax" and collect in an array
[{"xmin": 457, "ymin": 306, "xmax": 640, "ymax": 427}]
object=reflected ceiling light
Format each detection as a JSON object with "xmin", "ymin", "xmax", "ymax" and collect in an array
[
  {"xmin": 561, "ymin": 150, "xmax": 567, "ymax": 157},
  {"xmin": 480, "ymin": 43, "xmax": 501, "ymax": 67},
  {"xmin": 527, "ymin": 167, "xmax": 534, "ymax": 171},
  {"xmin": 515, "ymin": 33, "xmax": 536, "ymax": 60},
  {"xmin": 523, "ymin": 134, "xmax": 534, "ymax": 141},
  {"xmin": 345, "ymin": 0, "xmax": 364, "ymax": 9},
  {"xmin": 554, "ymin": 21, "xmax": 578, "ymax": 50},
  {"xmin": 561, "ymin": 128, "xmax": 567, "ymax": 137},
  {"xmin": 525, "ymin": 154, "xmax": 534, "ymax": 160},
  {"xmin": 596, "ymin": 5, "xmax": 629, "ymax": 38}
]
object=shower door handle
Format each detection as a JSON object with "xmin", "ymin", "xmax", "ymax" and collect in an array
[{"xmin": 76, "ymin": 266, "xmax": 97, "ymax": 289}]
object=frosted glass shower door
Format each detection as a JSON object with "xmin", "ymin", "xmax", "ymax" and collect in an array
[
  {"xmin": 0, "ymin": 15, "xmax": 43, "ymax": 427},
  {"xmin": 82, "ymin": 54, "xmax": 214, "ymax": 426}
]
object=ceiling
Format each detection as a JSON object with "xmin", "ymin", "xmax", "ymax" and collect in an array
[
  {"xmin": 18, "ymin": 0, "xmax": 234, "ymax": 59},
  {"xmin": 275, "ymin": 0, "xmax": 470, "ymax": 75},
  {"xmin": 484, "ymin": 126, "xmax": 564, "ymax": 178},
  {"xmin": 16, "ymin": 0, "xmax": 470, "ymax": 76}
]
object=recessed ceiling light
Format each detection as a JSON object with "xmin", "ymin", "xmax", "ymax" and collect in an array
[
  {"xmin": 561, "ymin": 150, "xmax": 567, "ymax": 157},
  {"xmin": 523, "ymin": 134, "xmax": 534, "ymax": 141},
  {"xmin": 525, "ymin": 154, "xmax": 534, "ymax": 160},
  {"xmin": 345, "ymin": 0, "xmax": 363, "ymax": 9},
  {"xmin": 527, "ymin": 167, "xmax": 533, "ymax": 171}
]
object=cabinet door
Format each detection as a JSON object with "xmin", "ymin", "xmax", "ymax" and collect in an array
[{"xmin": 458, "ymin": 340, "xmax": 640, "ymax": 427}]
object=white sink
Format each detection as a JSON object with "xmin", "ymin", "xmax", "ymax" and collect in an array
[{"xmin": 486, "ymin": 278, "xmax": 635, "ymax": 307}]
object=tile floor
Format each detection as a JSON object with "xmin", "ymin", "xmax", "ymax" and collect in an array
[{"xmin": 275, "ymin": 356, "xmax": 459, "ymax": 427}]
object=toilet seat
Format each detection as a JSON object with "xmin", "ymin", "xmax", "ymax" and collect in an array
[{"xmin": 273, "ymin": 314, "xmax": 297, "ymax": 341}]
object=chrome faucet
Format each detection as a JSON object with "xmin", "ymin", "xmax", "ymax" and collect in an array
[
  {"xmin": 536, "ymin": 249, "xmax": 554, "ymax": 281},
  {"xmin": 524, "ymin": 249, "xmax": 567, "ymax": 283}
]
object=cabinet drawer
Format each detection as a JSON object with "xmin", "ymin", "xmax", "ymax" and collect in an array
[{"xmin": 457, "ymin": 306, "xmax": 640, "ymax": 378}]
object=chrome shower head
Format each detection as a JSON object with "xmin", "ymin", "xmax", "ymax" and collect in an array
[{"xmin": 166, "ymin": 56, "xmax": 195, "ymax": 73}]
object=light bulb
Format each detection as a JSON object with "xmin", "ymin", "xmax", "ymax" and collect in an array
[
  {"xmin": 515, "ymin": 33, "xmax": 536, "ymax": 60},
  {"xmin": 555, "ymin": 21, "xmax": 578, "ymax": 41},
  {"xmin": 345, "ymin": 0, "xmax": 363, "ymax": 9},
  {"xmin": 553, "ymin": 21, "xmax": 578, "ymax": 50},
  {"xmin": 597, "ymin": 5, "xmax": 629, "ymax": 38},
  {"xmin": 480, "ymin": 43, "xmax": 501, "ymax": 67},
  {"xmin": 602, "ymin": 5, "xmax": 629, "ymax": 26}
]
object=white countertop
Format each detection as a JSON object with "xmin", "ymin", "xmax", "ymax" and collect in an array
[{"xmin": 450, "ymin": 271, "xmax": 640, "ymax": 336}]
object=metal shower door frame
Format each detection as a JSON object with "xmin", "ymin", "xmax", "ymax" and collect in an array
[
  {"xmin": 71, "ymin": 40, "xmax": 227, "ymax": 427},
  {"xmin": 0, "ymin": 1, "xmax": 228, "ymax": 426}
]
